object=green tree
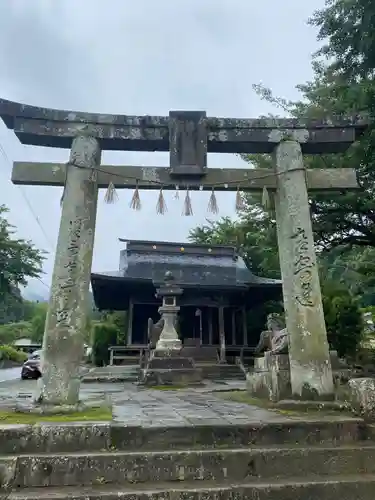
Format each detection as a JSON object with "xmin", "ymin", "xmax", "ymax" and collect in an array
[
  {"xmin": 0, "ymin": 320, "xmax": 33, "ymax": 344},
  {"xmin": 249, "ymin": 77, "xmax": 375, "ymax": 252},
  {"xmin": 244, "ymin": 0, "xmax": 375, "ymax": 297},
  {"xmin": 0, "ymin": 205, "xmax": 45, "ymax": 305},
  {"xmin": 322, "ymin": 281, "xmax": 364, "ymax": 358},
  {"xmin": 29, "ymin": 302, "xmax": 48, "ymax": 343},
  {"xmin": 91, "ymin": 322, "xmax": 119, "ymax": 366},
  {"xmin": 0, "ymin": 286, "xmax": 27, "ymax": 324},
  {"xmin": 307, "ymin": 1, "xmax": 375, "ymax": 252},
  {"xmin": 100, "ymin": 311, "xmax": 128, "ymax": 344},
  {"xmin": 310, "ymin": 0, "xmax": 375, "ymax": 81}
]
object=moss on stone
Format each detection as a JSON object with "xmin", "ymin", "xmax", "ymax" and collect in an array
[
  {"xmin": 150, "ymin": 385, "xmax": 187, "ymax": 391},
  {"xmin": 0, "ymin": 405, "xmax": 112, "ymax": 424},
  {"xmin": 217, "ymin": 391, "xmax": 274, "ymax": 409},
  {"xmin": 217, "ymin": 390, "xmax": 351, "ymax": 417}
]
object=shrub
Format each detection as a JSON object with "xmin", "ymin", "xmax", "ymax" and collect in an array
[
  {"xmin": 100, "ymin": 311, "xmax": 128, "ymax": 344},
  {"xmin": 0, "ymin": 321, "xmax": 33, "ymax": 345},
  {"xmin": 0, "ymin": 345, "xmax": 27, "ymax": 363},
  {"xmin": 91, "ymin": 322, "xmax": 119, "ymax": 366},
  {"xmin": 246, "ymin": 300, "xmax": 284, "ymax": 343},
  {"xmin": 322, "ymin": 284, "xmax": 364, "ymax": 359}
]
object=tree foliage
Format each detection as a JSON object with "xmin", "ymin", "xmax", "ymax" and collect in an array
[
  {"xmin": 245, "ymin": 0, "xmax": 375, "ymax": 307},
  {"xmin": 310, "ymin": 0, "xmax": 375, "ymax": 81},
  {"xmin": 190, "ymin": 213, "xmax": 364, "ymax": 356},
  {"xmin": 29, "ymin": 302, "xmax": 48, "ymax": 343},
  {"xmin": 0, "ymin": 345, "xmax": 27, "ymax": 364},
  {"xmin": 0, "ymin": 205, "xmax": 45, "ymax": 307},
  {"xmin": 189, "ymin": 0, "xmax": 375, "ymax": 354},
  {"xmin": 189, "ymin": 205, "xmax": 280, "ymax": 279},
  {"xmin": 249, "ymin": 77, "xmax": 375, "ymax": 252},
  {"xmin": 322, "ymin": 281, "xmax": 364, "ymax": 358},
  {"xmin": 91, "ymin": 322, "xmax": 119, "ymax": 367},
  {"xmin": 0, "ymin": 288, "xmax": 32, "ymax": 325},
  {"xmin": 0, "ymin": 301, "xmax": 48, "ymax": 345}
]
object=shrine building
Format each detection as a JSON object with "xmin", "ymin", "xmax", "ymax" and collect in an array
[{"xmin": 91, "ymin": 239, "xmax": 282, "ymax": 353}]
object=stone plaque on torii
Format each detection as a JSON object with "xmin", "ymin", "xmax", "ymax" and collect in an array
[{"xmin": 0, "ymin": 98, "xmax": 365, "ymax": 406}]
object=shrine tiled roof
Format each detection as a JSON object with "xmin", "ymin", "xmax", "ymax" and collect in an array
[{"xmin": 91, "ymin": 239, "xmax": 281, "ymax": 290}]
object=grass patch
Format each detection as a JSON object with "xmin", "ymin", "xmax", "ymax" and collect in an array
[
  {"xmin": 217, "ymin": 391, "xmax": 273, "ymax": 409},
  {"xmin": 0, "ymin": 406, "xmax": 112, "ymax": 424}
]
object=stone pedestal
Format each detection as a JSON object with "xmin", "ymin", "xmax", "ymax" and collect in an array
[
  {"xmin": 141, "ymin": 271, "xmax": 202, "ymax": 386},
  {"xmin": 155, "ymin": 306, "xmax": 182, "ymax": 352},
  {"xmin": 139, "ymin": 350, "xmax": 202, "ymax": 387},
  {"xmin": 247, "ymin": 353, "xmax": 291, "ymax": 402},
  {"xmin": 247, "ymin": 351, "xmax": 339, "ymax": 402},
  {"xmin": 274, "ymin": 139, "xmax": 334, "ymax": 400},
  {"xmin": 348, "ymin": 378, "xmax": 375, "ymax": 420}
]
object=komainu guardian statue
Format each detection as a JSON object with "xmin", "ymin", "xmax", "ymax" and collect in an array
[
  {"xmin": 254, "ymin": 313, "xmax": 289, "ymax": 355},
  {"xmin": 147, "ymin": 318, "xmax": 164, "ymax": 349}
]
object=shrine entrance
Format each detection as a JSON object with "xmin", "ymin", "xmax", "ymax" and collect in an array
[{"xmin": 0, "ymin": 97, "xmax": 364, "ymax": 404}]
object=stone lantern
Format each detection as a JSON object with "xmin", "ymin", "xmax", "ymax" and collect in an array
[
  {"xmin": 138, "ymin": 270, "xmax": 203, "ymax": 386},
  {"xmin": 155, "ymin": 271, "xmax": 183, "ymax": 352}
]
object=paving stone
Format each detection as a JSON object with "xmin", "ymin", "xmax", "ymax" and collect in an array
[{"xmin": 0, "ymin": 377, "xmax": 299, "ymax": 427}]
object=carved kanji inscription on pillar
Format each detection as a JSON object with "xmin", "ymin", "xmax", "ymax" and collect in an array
[{"xmin": 291, "ymin": 227, "xmax": 315, "ymax": 308}]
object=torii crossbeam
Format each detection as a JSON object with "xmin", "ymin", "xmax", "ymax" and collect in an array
[{"xmin": 0, "ymin": 98, "xmax": 365, "ymax": 406}]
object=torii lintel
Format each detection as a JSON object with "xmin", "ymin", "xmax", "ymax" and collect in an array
[{"xmin": 0, "ymin": 97, "xmax": 368, "ymax": 156}]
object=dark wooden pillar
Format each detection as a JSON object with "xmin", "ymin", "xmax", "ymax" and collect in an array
[
  {"xmin": 242, "ymin": 307, "xmax": 248, "ymax": 347},
  {"xmin": 127, "ymin": 300, "xmax": 134, "ymax": 345},
  {"xmin": 218, "ymin": 305, "xmax": 226, "ymax": 363},
  {"xmin": 208, "ymin": 307, "xmax": 213, "ymax": 345},
  {"xmin": 231, "ymin": 308, "xmax": 236, "ymax": 346}
]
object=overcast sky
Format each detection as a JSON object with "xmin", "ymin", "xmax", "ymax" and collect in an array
[{"xmin": 0, "ymin": 0, "xmax": 326, "ymax": 294}]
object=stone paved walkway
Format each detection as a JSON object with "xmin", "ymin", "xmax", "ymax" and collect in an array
[
  {"xmin": 0, "ymin": 378, "xmax": 353, "ymax": 426},
  {"xmin": 111, "ymin": 386, "xmax": 283, "ymax": 426}
]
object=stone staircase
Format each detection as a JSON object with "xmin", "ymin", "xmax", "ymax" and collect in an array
[
  {"xmin": 1, "ymin": 418, "xmax": 375, "ymax": 499},
  {"xmin": 81, "ymin": 366, "xmax": 140, "ymax": 383},
  {"xmin": 82, "ymin": 363, "xmax": 246, "ymax": 383},
  {"xmin": 198, "ymin": 362, "xmax": 245, "ymax": 380}
]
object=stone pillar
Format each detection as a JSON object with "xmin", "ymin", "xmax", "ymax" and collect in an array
[
  {"xmin": 35, "ymin": 135, "xmax": 101, "ymax": 406},
  {"xmin": 274, "ymin": 140, "xmax": 334, "ymax": 400}
]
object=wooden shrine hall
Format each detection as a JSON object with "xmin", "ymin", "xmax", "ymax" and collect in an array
[{"xmin": 91, "ymin": 239, "xmax": 282, "ymax": 359}]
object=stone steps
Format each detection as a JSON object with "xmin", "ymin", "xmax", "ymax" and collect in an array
[
  {"xmin": 0, "ymin": 418, "xmax": 367, "ymax": 453},
  {"xmin": 82, "ymin": 366, "xmax": 140, "ymax": 383},
  {"xmin": 6, "ymin": 444, "xmax": 375, "ymax": 488},
  {"xmin": 1, "ymin": 418, "xmax": 374, "ymax": 500},
  {"xmin": 7, "ymin": 475, "xmax": 375, "ymax": 500},
  {"xmin": 81, "ymin": 363, "xmax": 246, "ymax": 384},
  {"xmin": 198, "ymin": 364, "xmax": 245, "ymax": 380}
]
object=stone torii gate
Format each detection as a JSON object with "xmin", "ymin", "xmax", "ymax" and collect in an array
[{"xmin": 0, "ymin": 100, "xmax": 364, "ymax": 406}]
